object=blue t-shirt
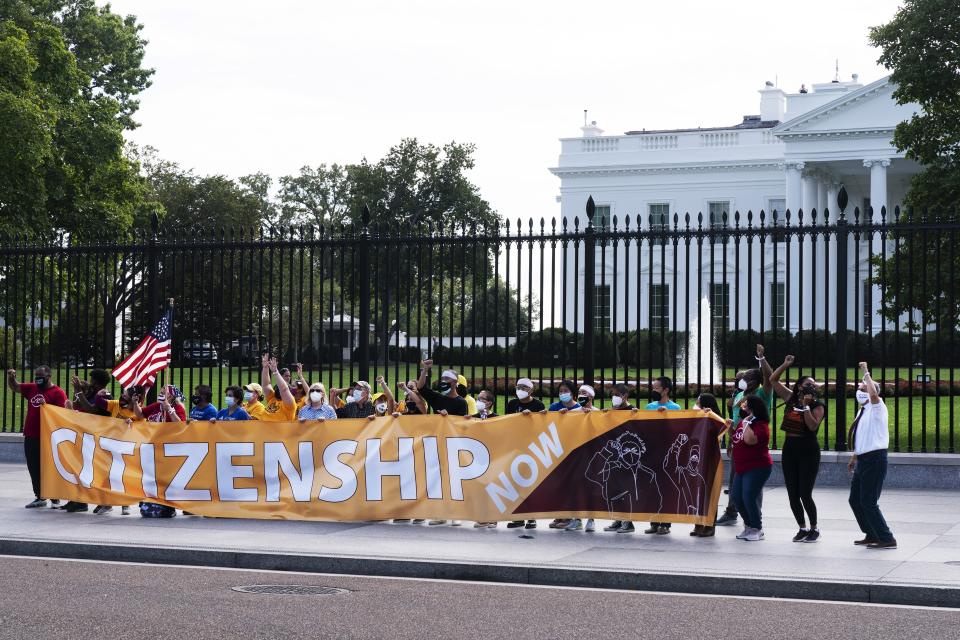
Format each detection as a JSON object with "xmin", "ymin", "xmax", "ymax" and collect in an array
[
  {"xmin": 548, "ymin": 402, "xmax": 583, "ymax": 412},
  {"xmin": 298, "ymin": 404, "xmax": 338, "ymax": 420},
  {"xmin": 645, "ymin": 401, "xmax": 682, "ymax": 410},
  {"xmin": 189, "ymin": 404, "xmax": 218, "ymax": 421},
  {"xmin": 216, "ymin": 407, "xmax": 251, "ymax": 421}
]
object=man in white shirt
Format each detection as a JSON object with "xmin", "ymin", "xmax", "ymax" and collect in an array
[{"xmin": 847, "ymin": 362, "xmax": 896, "ymax": 549}]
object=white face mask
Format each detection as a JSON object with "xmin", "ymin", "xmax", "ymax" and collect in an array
[
  {"xmin": 352, "ymin": 389, "xmax": 364, "ymax": 402},
  {"xmin": 611, "ymin": 396, "xmax": 624, "ymax": 407},
  {"xmin": 375, "ymin": 402, "xmax": 387, "ymax": 414},
  {"xmin": 243, "ymin": 391, "xmax": 254, "ymax": 402},
  {"xmin": 738, "ymin": 379, "xmax": 748, "ymax": 391},
  {"xmin": 516, "ymin": 389, "xmax": 530, "ymax": 400},
  {"xmin": 855, "ymin": 390, "xmax": 870, "ymax": 405},
  {"xmin": 309, "ymin": 391, "xmax": 323, "ymax": 403},
  {"xmin": 475, "ymin": 400, "xmax": 487, "ymax": 412}
]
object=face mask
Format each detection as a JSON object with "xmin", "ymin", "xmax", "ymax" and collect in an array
[
  {"xmin": 516, "ymin": 389, "xmax": 530, "ymax": 400},
  {"xmin": 611, "ymin": 396, "xmax": 624, "ymax": 408},
  {"xmin": 475, "ymin": 400, "xmax": 487, "ymax": 412},
  {"xmin": 225, "ymin": 396, "xmax": 236, "ymax": 407},
  {"xmin": 855, "ymin": 390, "xmax": 870, "ymax": 405},
  {"xmin": 157, "ymin": 395, "xmax": 166, "ymax": 403},
  {"xmin": 375, "ymin": 402, "xmax": 387, "ymax": 414},
  {"xmin": 191, "ymin": 395, "xmax": 202, "ymax": 405},
  {"xmin": 439, "ymin": 382, "xmax": 452, "ymax": 395},
  {"xmin": 243, "ymin": 391, "xmax": 254, "ymax": 402},
  {"xmin": 737, "ymin": 379, "xmax": 748, "ymax": 391},
  {"xmin": 650, "ymin": 392, "xmax": 662, "ymax": 403},
  {"xmin": 310, "ymin": 391, "xmax": 323, "ymax": 403},
  {"xmin": 559, "ymin": 392, "xmax": 572, "ymax": 403},
  {"xmin": 352, "ymin": 389, "xmax": 364, "ymax": 402},
  {"xmin": 577, "ymin": 396, "xmax": 589, "ymax": 406},
  {"xmin": 35, "ymin": 377, "xmax": 47, "ymax": 389},
  {"xmin": 801, "ymin": 384, "xmax": 818, "ymax": 396},
  {"xmin": 345, "ymin": 395, "xmax": 356, "ymax": 404}
]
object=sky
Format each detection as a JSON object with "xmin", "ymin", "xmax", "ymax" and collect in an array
[{"xmin": 107, "ymin": 0, "xmax": 905, "ymax": 223}]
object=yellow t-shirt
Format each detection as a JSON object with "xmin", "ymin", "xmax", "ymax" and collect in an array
[
  {"xmin": 464, "ymin": 394, "xmax": 478, "ymax": 416},
  {"xmin": 106, "ymin": 399, "xmax": 141, "ymax": 421},
  {"xmin": 262, "ymin": 396, "xmax": 297, "ymax": 422},
  {"xmin": 245, "ymin": 401, "xmax": 267, "ymax": 421}
]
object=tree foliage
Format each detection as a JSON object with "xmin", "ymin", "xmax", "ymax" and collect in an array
[{"xmin": 869, "ymin": 0, "xmax": 960, "ymax": 329}]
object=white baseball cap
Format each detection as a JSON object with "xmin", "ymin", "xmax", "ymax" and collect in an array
[
  {"xmin": 516, "ymin": 378, "xmax": 534, "ymax": 389},
  {"xmin": 441, "ymin": 370, "xmax": 458, "ymax": 382}
]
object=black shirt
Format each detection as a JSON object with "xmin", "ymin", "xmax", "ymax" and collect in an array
[
  {"xmin": 613, "ymin": 403, "xmax": 635, "ymax": 410},
  {"xmin": 505, "ymin": 398, "xmax": 546, "ymax": 414},
  {"xmin": 336, "ymin": 401, "xmax": 375, "ymax": 419},
  {"xmin": 418, "ymin": 387, "xmax": 468, "ymax": 416}
]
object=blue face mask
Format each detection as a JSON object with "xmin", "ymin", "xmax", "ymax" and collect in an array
[
  {"xmin": 559, "ymin": 392, "xmax": 572, "ymax": 403},
  {"xmin": 225, "ymin": 396, "xmax": 236, "ymax": 407}
]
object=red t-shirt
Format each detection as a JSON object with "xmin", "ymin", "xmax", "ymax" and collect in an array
[
  {"xmin": 20, "ymin": 382, "xmax": 68, "ymax": 438},
  {"xmin": 142, "ymin": 402, "xmax": 187, "ymax": 423},
  {"xmin": 731, "ymin": 418, "xmax": 773, "ymax": 474}
]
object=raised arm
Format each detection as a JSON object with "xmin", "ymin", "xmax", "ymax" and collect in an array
[
  {"xmin": 757, "ymin": 344, "xmax": 773, "ymax": 393},
  {"xmin": 6, "ymin": 369, "xmax": 21, "ymax": 393},
  {"xmin": 377, "ymin": 376, "xmax": 397, "ymax": 414},
  {"xmin": 260, "ymin": 353, "xmax": 272, "ymax": 395},
  {"xmin": 416, "ymin": 359, "xmax": 433, "ymax": 390},
  {"xmin": 269, "ymin": 357, "xmax": 295, "ymax": 407},
  {"xmin": 130, "ymin": 394, "xmax": 144, "ymax": 421},
  {"xmin": 71, "ymin": 376, "xmax": 94, "ymax": 411},
  {"xmin": 860, "ymin": 362, "xmax": 880, "ymax": 404},
  {"xmin": 295, "ymin": 363, "xmax": 309, "ymax": 392},
  {"xmin": 404, "ymin": 382, "xmax": 428, "ymax": 414},
  {"xmin": 770, "ymin": 354, "xmax": 795, "ymax": 401}
]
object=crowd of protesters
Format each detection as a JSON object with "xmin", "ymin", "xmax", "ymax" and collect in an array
[{"xmin": 7, "ymin": 344, "xmax": 896, "ymax": 549}]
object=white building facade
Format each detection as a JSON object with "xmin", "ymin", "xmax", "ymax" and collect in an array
[{"xmin": 551, "ymin": 75, "xmax": 921, "ymax": 336}]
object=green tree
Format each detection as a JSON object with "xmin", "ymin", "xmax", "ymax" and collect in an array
[
  {"xmin": 0, "ymin": 0, "xmax": 155, "ymax": 238},
  {"xmin": 869, "ymin": 0, "xmax": 960, "ymax": 329}
]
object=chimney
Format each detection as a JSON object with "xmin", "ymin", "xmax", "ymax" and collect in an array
[
  {"xmin": 758, "ymin": 82, "xmax": 786, "ymax": 122},
  {"xmin": 581, "ymin": 120, "xmax": 604, "ymax": 137}
]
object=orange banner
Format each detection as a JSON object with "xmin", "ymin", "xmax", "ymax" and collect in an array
[{"xmin": 40, "ymin": 405, "xmax": 726, "ymax": 524}]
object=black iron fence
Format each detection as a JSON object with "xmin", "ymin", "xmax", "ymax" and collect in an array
[{"xmin": 1, "ymin": 199, "xmax": 957, "ymax": 453}]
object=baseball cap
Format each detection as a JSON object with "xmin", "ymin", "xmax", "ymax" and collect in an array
[
  {"xmin": 516, "ymin": 377, "xmax": 534, "ymax": 388},
  {"xmin": 244, "ymin": 383, "xmax": 264, "ymax": 397},
  {"xmin": 353, "ymin": 380, "xmax": 372, "ymax": 392},
  {"xmin": 441, "ymin": 370, "xmax": 458, "ymax": 382}
]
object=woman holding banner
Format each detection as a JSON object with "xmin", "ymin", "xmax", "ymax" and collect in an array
[{"xmin": 731, "ymin": 395, "xmax": 773, "ymax": 542}]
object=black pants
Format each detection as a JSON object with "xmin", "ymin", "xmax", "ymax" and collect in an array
[
  {"xmin": 782, "ymin": 436, "xmax": 821, "ymax": 528},
  {"xmin": 24, "ymin": 436, "xmax": 41, "ymax": 499},
  {"xmin": 849, "ymin": 449, "xmax": 894, "ymax": 542}
]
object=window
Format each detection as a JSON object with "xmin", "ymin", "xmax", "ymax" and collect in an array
[
  {"xmin": 593, "ymin": 284, "xmax": 611, "ymax": 330},
  {"xmin": 862, "ymin": 281, "xmax": 873, "ymax": 334},
  {"xmin": 648, "ymin": 203, "xmax": 670, "ymax": 230},
  {"xmin": 708, "ymin": 201, "xmax": 730, "ymax": 229},
  {"xmin": 767, "ymin": 198, "xmax": 786, "ymax": 226},
  {"xmin": 650, "ymin": 284, "xmax": 670, "ymax": 332},
  {"xmin": 862, "ymin": 197, "xmax": 871, "ymax": 217},
  {"xmin": 770, "ymin": 282, "xmax": 785, "ymax": 330},
  {"xmin": 709, "ymin": 283, "xmax": 729, "ymax": 329},
  {"xmin": 593, "ymin": 205, "xmax": 610, "ymax": 246}
]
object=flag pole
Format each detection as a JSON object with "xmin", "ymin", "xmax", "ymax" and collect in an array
[{"xmin": 158, "ymin": 298, "xmax": 174, "ymax": 397}]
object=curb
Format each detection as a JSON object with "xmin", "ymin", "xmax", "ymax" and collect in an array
[{"xmin": 1, "ymin": 538, "xmax": 957, "ymax": 608}]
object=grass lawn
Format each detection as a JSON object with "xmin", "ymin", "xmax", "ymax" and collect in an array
[{"xmin": 2, "ymin": 364, "xmax": 957, "ymax": 454}]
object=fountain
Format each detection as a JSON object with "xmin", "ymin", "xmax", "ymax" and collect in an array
[{"xmin": 679, "ymin": 295, "xmax": 723, "ymax": 386}]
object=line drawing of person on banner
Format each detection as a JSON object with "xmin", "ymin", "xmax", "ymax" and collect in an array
[
  {"xmin": 586, "ymin": 432, "xmax": 662, "ymax": 517},
  {"xmin": 663, "ymin": 433, "xmax": 706, "ymax": 515}
]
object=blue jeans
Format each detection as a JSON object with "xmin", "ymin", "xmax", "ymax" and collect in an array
[
  {"xmin": 732, "ymin": 466, "xmax": 772, "ymax": 530},
  {"xmin": 849, "ymin": 449, "xmax": 894, "ymax": 542}
]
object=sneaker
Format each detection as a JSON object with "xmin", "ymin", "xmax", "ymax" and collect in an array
[
  {"xmin": 604, "ymin": 520, "xmax": 623, "ymax": 532},
  {"xmin": 549, "ymin": 519, "xmax": 571, "ymax": 529},
  {"xmin": 792, "ymin": 528, "xmax": 810, "ymax": 542},
  {"xmin": 699, "ymin": 526, "xmax": 716, "ymax": 537},
  {"xmin": 617, "ymin": 521, "xmax": 636, "ymax": 533},
  {"xmin": 121, "ymin": 506, "xmax": 130, "ymax": 516},
  {"xmin": 867, "ymin": 539, "xmax": 897, "ymax": 549},
  {"xmin": 450, "ymin": 520, "xmax": 461, "ymax": 526},
  {"xmin": 803, "ymin": 529, "xmax": 821, "ymax": 543},
  {"xmin": 854, "ymin": 537, "xmax": 878, "ymax": 546},
  {"xmin": 393, "ymin": 519, "xmax": 410, "ymax": 523},
  {"xmin": 643, "ymin": 525, "xmax": 660, "ymax": 534},
  {"xmin": 524, "ymin": 520, "xmax": 537, "ymax": 529},
  {"xmin": 656, "ymin": 525, "xmax": 671, "ymax": 535},
  {"xmin": 736, "ymin": 527, "xmax": 753, "ymax": 540},
  {"xmin": 585, "ymin": 519, "xmax": 595, "ymax": 533},
  {"xmin": 49, "ymin": 499, "xmax": 61, "ymax": 508},
  {"xmin": 486, "ymin": 522, "xmax": 498, "ymax": 529},
  {"xmin": 507, "ymin": 521, "xmax": 524, "ymax": 529},
  {"xmin": 473, "ymin": 522, "xmax": 490, "ymax": 528},
  {"xmin": 715, "ymin": 512, "xmax": 738, "ymax": 527},
  {"xmin": 411, "ymin": 519, "xmax": 425, "ymax": 524},
  {"xmin": 24, "ymin": 498, "xmax": 47, "ymax": 509},
  {"xmin": 92, "ymin": 505, "xmax": 113, "ymax": 515},
  {"xmin": 63, "ymin": 501, "xmax": 88, "ymax": 513},
  {"xmin": 744, "ymin": 529, "xmax": 764, "ymax": 542},
  {"xmin": 565, "ymin": 518, "xmax": 583, "ymax": 531},
  {"xmin": 428, "ymin": 520, "xmax": 448, "ymax": 526}
]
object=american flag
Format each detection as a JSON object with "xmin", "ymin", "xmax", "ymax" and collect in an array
[{"xmin": 112, "ymin": 307, "xmax": 173, "ymax": 389}]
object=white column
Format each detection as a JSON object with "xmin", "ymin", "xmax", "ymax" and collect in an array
[
  {"xmin": 816, "ymin": 180, "xmax": 828, "ymax": 219},
  {"xmin": 801, "ymin": 170, "xmax": 818, "ymax": 220},
  {"xmin": 784, "ymin": 161, "xmax": 804, "ymax": 219},
  {"xmin": 826, "ymin": 183, "xmax": 839, "ymax": 217},
  {"xmin": 864, "ymin": 159, "xmax": 890, "ymax": 221}
]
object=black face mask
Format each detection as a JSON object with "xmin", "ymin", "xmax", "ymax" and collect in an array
[
  {"xmin": 457, "ymin": 384, "xmax": 467, "ymax": 396},
  {"xmin": 191, "ymin": 395, "xmax": 202, "ymax": 406},
  {"xmin": 438, "ymin": 381, "xmax": 451, "ymax": 393},
  {"xmin": 801, "ymin": 384, "xmax": 818, "ymax": 397},
  {"xmin": 35, "ymin": 377, "xmax": 48, "ymax": 389},
  {"xmin": 577, "ymin": 396, "xmax": 589, "ymax": 406},
  {"xmin": 650, "ymin": 391, "xmax": 662, "ymax": 403}
]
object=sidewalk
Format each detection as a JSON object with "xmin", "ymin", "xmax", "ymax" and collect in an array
[{"xmin": 1, "ymin": 463, "xmax": 959, "ymax": 607}]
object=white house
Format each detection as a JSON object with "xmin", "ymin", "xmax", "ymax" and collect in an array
[{"xmin": 551, "ymin": 74, "xmax": 922, "ymax": 336}]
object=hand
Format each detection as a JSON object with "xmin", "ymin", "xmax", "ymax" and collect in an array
[
  {"xmin": 438, "ymin": 409, "xmax": 448, "ymax": 416},
  {"xmin": 847, "ymin": 456, "xmax": 856, "ymax": 473},
  {"xmin": 521, "ymin": 409, "xmax": 531, "ymax": 415},
  {"xmin": 299, "ymin": 418, "xmax": 307, "ymax": 424},
  {"xmin": 6, "ymin": 369, "xmax": 15, "ymax": 378},
  {"xmin": 209, "ymin": 418, "xmax": 217, "ymax": 423},
  {"xmin": 36, "ymin": 396, "xmax": 46, "ymax": 405},
  {"xmin": 376, "ymin": 375, "xmax": 386, "ymax": 385},
  {"xmin": 859, "ymin": 361, "xmax": 868, "ymax": 372},
  {"xmin": 756, "ymin": 344, "xmax": 765, "ymax": 358},
  {"xmin": 657, "ymin": 406, "xmax": 666, "ymax": 412},
  {"xmin": 160, "ymin": 399, "xmax": 171, "ymax": 412},
  {"xmin": 367, "ymin": 415, "xmax": 376, "ymax": 420},
  {"xmin": 96, "ymin": 388, "xmax": 109, "ymax": 398},
  {"xmin": 421, "ymin": 359, "xmax": 433, "ymax": 369},
  {"xmin": 296, "ymin": 363, "xmax": 304, "ymax": 374},
  {"xmin": 604, "ymin": 440, "xmax": 621, "ymax": 455},
  {"xmin": 124, "ymin": 418, "xmax": 133, "ymax": 428},
  {"xmin": 71, "ymin": 375, "xmax": 82, "ymax": 390},
  {"xmin": 783, "ymin": 354, "xmax": 795, "ymax": 367},
  {"xmin": 802, "ymin": 393, "xmax": 813, "ymax": 406},
  {"xmin": 261, "ymin": 353, "xmax": 270, "ymax": 367},
  {"xmin": 268, "ymin": 357, "xmax": 279, "ymax": 373},
  {"xmin": 631, "ymin": 407, "xmax": 638, "ymax": 412},
  {"xmin": 392, "ymin": 412, "xmax": 401, "ymax": 418},
  {"xmin": 317, "ymin": 417, "xmax": 325, "ymax": 422},
  {"xmin": 559, "ymin": 408, "xmax": 568, "ymax": 414},
  {"xmin": 678, "ymin": 433, "xmax": 689, "ymax": 444}
]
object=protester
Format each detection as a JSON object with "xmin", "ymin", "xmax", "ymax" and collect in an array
[
  {"xmin": 332, "ymin": 380, "xmax": 375, "ymax": 418},
  {"xmin": 293, "ymin": 363, "xmax": 310, "ymax": 409},
  {"xmin": 771, "ymin": 354, "xmax": 825, "ymax": 543},
  {"xmin": 548, "ymin": 380, "xmax": 582, "ymax": 413},
  {"xmin": 689, "ymin": 392, "xmax": 730, "ymax": 537},
  {"xmin": 415, "ymin": 360, "xmax": 468, "ymax": 416},
  {"xmin": 138, "ymin": 385, "xmax": 187, "ymax": 423},
  {"xmin": 576, "ymin": 384, "xmax": 599, "ymax": 411},
  {"xmin": 213, "ymin": 386, "xmax": 252, "ymax": 421},
  {"xmin": 66, "ymin": 370, "xmax": 112, "ymax": 513},
  {"xmin": 457, "ymin": 374, "xmax": 478, "ymax": 416},
  {"xmin": 716, "ymin": 345, "xmax": 776, "ymax": 527},
  {"xmin": 260, "ymin": 354, "xmax": 298, "ymax": 422},
  {"xmin": 847, "ymin": 362, "xmax": 896, "ymax": 549},
  {"xmin": 731, "ymin": 395, "xmax": 773, "ymax": 541},
  {"xmin": 608, "ymin": 383, "xmax": 635, "ymax": 411},
  {"xmin": 644, "ymin": 376, "xmax": 680, "ymax": 535},
  {"xmin": 243, "ymin": 382, "xmax": 268, "ymax": 420},
  {"xmin": 8, "ymin": 366, "xmax": 69, "ymax": 510},
  {"xmin": 372, "ymin": 375, "xmax": 397, "ymax": 416},
  {"xmin": 188, "ymin": 385, "xmax": 218, "ymax": 421},
  {"xmin": 400, "ymin": 381, "xmax": 427, "ymax": 415},
  {"xmin": 472, "ymin": 389, "xmax": 497, "ymax": 419},
  {"xmin": 298, "ymin": 382, "xmax": 337, "ymax": 422},
  {"xmin": 505, "ymin": 378, "xmax": 545, "ymax": 415}
]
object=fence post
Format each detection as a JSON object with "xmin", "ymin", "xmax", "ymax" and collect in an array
[
  {"xmin": 357, "ymin": 204, "xmax": 372, "ymax": 382},
  {"xmin": 146, "ymin": 212, "xmax": 160, "ymax": 402},
  {"xmin": 583, "ymin": 196, "xmax": 596, "ymax": 387},
  {"xmin": 834, "ymin": 186, "xmax": 850, "ymax": 451}
]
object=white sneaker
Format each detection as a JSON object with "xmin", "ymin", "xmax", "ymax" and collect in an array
[
  {"xmin": 450, "ymin": 520, "xmax": 462, "ymax": 526},
  {"xmin": 744, "ymin": 529, "xmax": 764, "ymax": 542},
  {"xmin": 565, "ymin": 518, "xmax": 583, "ymax": 531},
  {"xmin": 585, "ymin": 519, "xmax": 595, "ymax": 532},
  {"xmin": 428, "ymin": 520, "xmax": 448, "ymax": 526},
  {"xmin": 736, "ymin": 527, "xmax": 752, "ymax": 540}
]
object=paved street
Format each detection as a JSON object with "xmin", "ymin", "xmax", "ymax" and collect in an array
[{"xmin": 0, "ymin": 556, "xmax": 956, "ymax": 640}]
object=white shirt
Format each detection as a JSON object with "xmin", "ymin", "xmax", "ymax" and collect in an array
[{"xmin": 853, "ymin": 399, "xmax": 889, "ymax": 455}]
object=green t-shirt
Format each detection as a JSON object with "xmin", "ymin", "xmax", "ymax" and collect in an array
[{"xmin": 731, "ymin": 386, "xmax": 774, "ymax": 428}]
